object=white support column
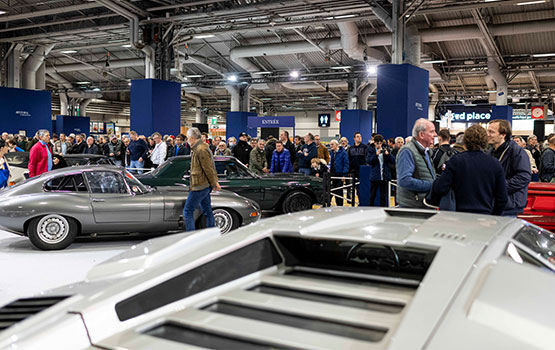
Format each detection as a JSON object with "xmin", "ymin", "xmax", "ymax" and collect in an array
[{"xmin": 7, "ymin": 44, "xmax": 23, "ymax": 88}]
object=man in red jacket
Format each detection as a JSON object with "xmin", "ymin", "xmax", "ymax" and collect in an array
[{"xmin": 29, "ymin": 129, "xmax": 53, "ymax": 178}]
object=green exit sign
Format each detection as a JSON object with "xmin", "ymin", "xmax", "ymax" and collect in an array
[{"xmin": 210, "ymin": 117, "xmax": 218, "ymax": 125}]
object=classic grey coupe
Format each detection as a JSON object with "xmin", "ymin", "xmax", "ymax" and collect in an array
[{"xmin": 0, "ymin": 165, "xmax": 260, "ymax": 250}]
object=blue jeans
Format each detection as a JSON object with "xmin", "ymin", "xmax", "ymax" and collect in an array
[
  {"xmin": 128, "ymin": 160, "xmax": 144, "ymax": 174},
  {"xmin": 183, "ymin": 187, "xmax": 215, "ymax": 232},
  {"xmin": 299, "ymin": 167, "xmax": 311, "ymax": 175}
]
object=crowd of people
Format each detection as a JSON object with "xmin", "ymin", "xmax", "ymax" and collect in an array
[{"xmin": 1, "ymin": 120, "xmax": 554, "ymax": 219}]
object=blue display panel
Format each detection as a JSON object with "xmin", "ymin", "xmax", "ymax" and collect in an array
[
  {"xmin": 339, "ymin": 109, "xmax": 373, "ymax": 144},
  {"xmin": 0, "ymin": 87, "xmax": 52, "ymax": 134},
  {"xmin": 55, "ymin": 115, "xmax": 90, "ymax": 136},
  {"xmin": 226, "ymin": 112, "xmax": 257, "ymax": 139}
]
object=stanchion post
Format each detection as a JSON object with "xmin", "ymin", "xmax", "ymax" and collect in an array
[{"xmin": 351, "ymin": 173, "xmax": 356, "ymax": 207}]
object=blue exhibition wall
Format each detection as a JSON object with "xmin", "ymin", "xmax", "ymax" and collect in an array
[
  {"xmin": 377, "ymin": 64, "xmax": 429, "ymax": 139},
  {"xmin": 0, "ymin": 87, "xmax": 52, "ymax": 135},
  {"xmin": 55, "ymin": 115, "xmax": 90, "ymax": 136},
  {"xmin": 226, "ymin": 112, "xmax": 257, "ymax": 139},
  {"xmin": 339, "ymin": 109, "xmax": 373, "ymax": 144},
  {"xmin": 130, "ymin": 79, "xmax": 181, "ymax": 136}
]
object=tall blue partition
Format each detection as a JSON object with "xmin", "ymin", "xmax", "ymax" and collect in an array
[
  {"xmin": 55, "ymin": 115, "xmax": 90, "ymax": 136},
  {"xmin": 377, "ymin": 64, "xmax": 429, "ymax": 139},
  {"xmin": 0, "ymin": 87, "xmax": 51, "ymax": 134},
  {"xmin": 339, "ymin": 109, "xmax": 373, "ymax": 144},
  {"xmin": 226, "ymin": 112, "xmax": 257, "ymax": 139},
  {"xmin": 130, "ymin": 79, "xmax": 181, "ymax": 136},
  {"xmin": 492, "ymin": 105, "xmax": 513, "ymax": 122}
]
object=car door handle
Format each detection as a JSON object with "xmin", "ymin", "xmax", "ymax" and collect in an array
[{"xmin": 92, "ymin": 198, "xmax": 105, "ymax": 202}]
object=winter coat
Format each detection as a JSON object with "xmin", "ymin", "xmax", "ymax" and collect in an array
[
  {"xmin": 430, "ymin": 151, "xmax": 508, "ymax": 215},
  {"xmin": 317, "ymin": 144, "xmax": 330, "ymax": 164},
  {"xmin": 265, "ymin": 138, "xmax": 277, "ymax": 166},
  {"xmin": 70, "ymin": 141, "xmax": 86, "ymax": 154},
  {"xmin": 107, "ymin": 140, "xmax": 123, "ymax": 161},
  {"xmin": 270, "ymin": 149, "xmax": 293, "ymax": 173},
  {"xmin": 232, "ymin": 140, "xmax": 252, "ymax": 166},
  {"xmin": 540, "ymin": 148, "xmax": 555, "ymax": 182},
  {"xmin": 367, "ymin": 148, "xmax": 395, "ymax": 182},
  {"xmin": 53, "ymin": 140, "xmax": 72, "ymax": 155},
  {"xmin": 189, "ymin": 141, "xmax": 218, "ymax": 191},
  {"xmin": 297, "ymin": 142, "xmax": 317, "ymax": 169},
  {"xmin": 28, "ymin": 141, "xmax": 53, "ymax": 178},
  {"xmin": 0, "ymin": 158, "xmax": 9, "ymax": 189},
  {"xmin": 214, "ymin": 148, "xmax": 232, "ymax": 156},
  {"xmin": 329, "ymin": 147, "xmax": 349, "ymax": 175},
  {"xmin": 249, "ymin": 148, "xmax": 268, "ymax": 175},
  {"xmin": 84, "ymin": 144, "xmax": 100, "ymax": 155},
  {"xmin": 489, "ymin": 140, "xmax": 531, "ymax": 215},
  {"xmin": 283, "ymin": 140, "xmax": 296, "ymax": 165},
  {"xmin": 127, "ymin": 139, "xmax": 149, "ymax": 161}
]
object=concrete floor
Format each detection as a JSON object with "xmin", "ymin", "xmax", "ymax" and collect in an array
[{"xmin": 0, "ymin": 230, "xmax": 153, "ymax": 307}]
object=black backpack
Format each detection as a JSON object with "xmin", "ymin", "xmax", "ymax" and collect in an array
[{"xmin": 432, "ymin": 147, "xmax": 458, "ymax": 174}]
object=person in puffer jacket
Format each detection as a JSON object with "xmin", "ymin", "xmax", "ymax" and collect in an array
[{"xmin": 270, "ymin": 141, "xmax": 293, "ymax": 173}]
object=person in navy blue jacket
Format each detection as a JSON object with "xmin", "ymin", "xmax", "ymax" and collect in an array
[
  {"xmin": 329, "ymin": 139, "xmax": 349, "ymax": 206},
  {"xmin": 270, "ymin": 141, "xmax": 293, "ymax": 173},
  {"xmin": 126, "ymin": 131, "xmax": 149, "ymax": 174},
  {"xmin": 487, "ymin": 120, "xmax": 531, "ymax": 216},
  {"xmin": 366, "ymin": 134, "xmax": 395, "ymax": 207},
  {"xmin": 297, "ymin": 133, "xmax": 317, "ymax": 175},
  {"xmin": 429, "ymin": 124, "xmax": 508, "ymax": 215}
]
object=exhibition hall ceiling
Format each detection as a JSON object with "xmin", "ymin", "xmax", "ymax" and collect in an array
[{"xmin": 1, "ymin": 0, "xmax": 555, "ymax": 119}]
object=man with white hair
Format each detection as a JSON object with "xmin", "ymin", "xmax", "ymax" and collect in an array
[
  {"xmin": 1, "ymin": 132, "xmax": 8, "ymax": 142},
  {"xmin": 396, "ymin": 118, "xmax": 437, "ymax": 208},
  {"xmin": 149, "ymin": 132, "xmax": 167, "ymax": 168},
  {"xmin": 183, "ymin": 127, "xmax": 221, "ymax": 232},
  {"xmin": 214, "ymin": 141, "xmax": 231, "ymax": 156}
]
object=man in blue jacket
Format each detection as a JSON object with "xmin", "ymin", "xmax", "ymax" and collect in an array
[
  {"xmin": 297, "ymin": 133, "xmax": 317, "ymax": 175},
  {"xmin": 329, "ymin": 140, "xmax": 349, "ymax": 206},
  {"xmin": 270, "ymin": 141, "xmax": 293, "ymax": 173},
  {"xmin": 487, "ymin": 119, "xmax": 531, "ymax": 216},
  {"xmin": 367, "ymin": 134, "xmax": 395, "ymax": 207},
  {"xmin": 127, "ymin": 131, "xmax": 149, "ymax": 174}
]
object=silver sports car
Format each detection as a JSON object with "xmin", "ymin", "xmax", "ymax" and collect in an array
[{"xmin": 0, "ymin": 165, "xmax": 260, "ymax": 250}]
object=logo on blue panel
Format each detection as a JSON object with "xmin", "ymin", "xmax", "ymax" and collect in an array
[{"xmin": 16, "ymin": 110, "xmax": 31, "ymax": 117}]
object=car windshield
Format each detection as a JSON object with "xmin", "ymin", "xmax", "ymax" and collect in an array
[
  {"xmin": 125, "ymin": 171, "xmax": 149, "ymax": 194},
  {"xmin": 513, "ymin": 225, "xmax": 555, "ymax": 266},
  {"xmin": 151, "ymin": 158, "xmax": 190, "ymax": 178},
  {"xmin": 65, "ymin": 157, "xmax": 89, "ymax": 166},
  {"xmin": 215, "ymin": 159, "xmax": 252, "ymax": 179},
  {"xmin": 5, "ymin": 152, "xmax": 29, "ymax": 168}
]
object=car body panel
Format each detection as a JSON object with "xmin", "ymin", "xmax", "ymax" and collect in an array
[
  {"xmin": 137, "ymin": 156, "xmax": 324, "ymax": 211},
  {"xmin": 0, "ymin": 208, "xmax": 553, "ymax": 349},
  {"xmin": 519, "ymin": 182, "xmax": 555, "ymax": 232},
  {"xmin": 0, "ymin": 165, "xmax": 260, "ymax": 237}
]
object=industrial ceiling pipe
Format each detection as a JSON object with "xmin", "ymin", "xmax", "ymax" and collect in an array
[
  {"xmin": 184, "ymin": 93, "xmax": 204, "ymax": 123},
  {"xmin": 22, "ymin": 45, "xmax": 54, "ymax": 90},
  {"xmin": 357, "ymin": 82, "xmax": 376, "ymax": 111},
  {"xmin": 46, "ymin": 58, "xmax": 144, "ymax": 73},
  {"xmin": 487, "ymin": 57, "xmax": 508, "ymax": 106}
]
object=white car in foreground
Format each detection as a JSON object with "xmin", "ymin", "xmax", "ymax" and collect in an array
[{"xmin": 0, "ymin": 207, "xmax": 553, "ymax": 350}]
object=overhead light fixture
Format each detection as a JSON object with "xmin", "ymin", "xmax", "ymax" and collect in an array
[
  {"xmin": 334, "ymin": 14, "xmax": 356, "ymax": 19},
  {"xmin": 532, "ymin": 53, "xmax": 555, "ymax": 57},
  {"xmin": 76, "ymin": 81, "xmax": 91, "ymax": 84},
  {"xmin": 61, "ymin": 50, "xmax": 77, "ymax": 54},
  {"xmin": 331, "ymin": 65, "xmax": 352, "ymax": 70},
  {"xmin": 227, "ymin": 74, "xmax": 238, "ymax": 82},
  {"xmin": 260, "ymin": 98, "xmax": 272, "ymax": 101},
  {"xmin": 486, "ymin": 90, "xmax": 497, "ymax": 93},
  {"xmin": 194, "ymin": 34, "xmax": 215, "ymax": 39},
  {"xmin": 128, "ymin": 82, "xmax": 132, "ymax": 86},
  {"xmin": 367, "ymin": 66, "xmax": 377, "ymax": 74},
  {"xmin": 308, "ymin": 96, "xmax": 321, "ymax": 99},
  {"xmin": 422, "ymin": 60, "xmax": 447, "ymax": 64},
  {"xmin": 517, "ymin": 0, "xmax": 546, "ymax": 4},
  {"xmin": 290, "ymin": 70, "xmax": 300, "ymax": 78},
  {"xmin": 254, "ymin": 71, "xmax": 273, "ymax": 75},
  {"xmin": 92, "ymin": 88, "xmax": 101, "ymax": 92},
  {"xmin": 0, "ymin": 10, "xmax": 6, "ymax": 15},
  {"xmin": 185, "ymin": 75, "xmax": 203, "ymax": 78},
  {"xmin": 121, "ymin": 44, "xmax": 132, "ymax": 48}
]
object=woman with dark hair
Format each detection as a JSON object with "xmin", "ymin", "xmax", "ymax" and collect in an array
[
  {"xmin": 428, "ymin": 124, "xmax": 508, "ymax": 215},
  {"xmin": 52, "ymin": 154, "xmax": 68, "ymax": 170}
]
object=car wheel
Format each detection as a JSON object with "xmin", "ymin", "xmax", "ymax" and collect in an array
[
  {"xmin": 282, "ymin": 191, "xmax": 312, "ymax": 213},
  {"xmin": 213, "ymin": 209, "xmax": 239, "ymax": 234},
  {"xmin": 27, "ymin": 215, "xmax": 78, "ymax": 250}
]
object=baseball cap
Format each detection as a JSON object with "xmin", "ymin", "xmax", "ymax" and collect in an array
[{"xmin": 239, "ymin": 132, "xmax": 248, "ymax": 137}]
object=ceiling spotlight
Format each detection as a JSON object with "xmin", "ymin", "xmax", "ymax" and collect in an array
[
  {"xmin": 121, "ymin": 44, "xmax": 132, "ymax": 48},
  {"xmin": 422, "ymin": 60, "xmax": 447, "ymax": 64},
  {"xmin": 290, "ymin": 70, "xmax": 300, "ymax": 78},
  {"xmin": 228, "ymin": 74, "xmax": 238, "ymax": 82},
  {"xmin": 0, "ymin": 11, "xmax": 6, "ymax": 15},
  {"xmin": 194, "ymin": 34, "xmax": 215, "ymax": 39},
  {"xmin": 61, "ymin": 50, "xmax": 77, "ymax": 54},
  {"xmin": 367, "ymin": 66, "xmax": 377, "ymax": 74}
]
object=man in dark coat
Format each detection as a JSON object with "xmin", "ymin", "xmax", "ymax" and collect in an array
[
  {"xmin": 280, "ymin": 131, "xmax": 296, "ymax": 166},
  {"xmin": 487, "ymin": 119, "xmax": 531, "ymax": 216},
  {"xmin": 168, "ymin": 134, "xmax": 190, "ymax": 158},
  {"xmin": 84, "ymin": 136, "xmax": 100, "ymax": 155},
  {"xmin": 232, "ymin": 132, "xmax": 252, "ymax": 166}
]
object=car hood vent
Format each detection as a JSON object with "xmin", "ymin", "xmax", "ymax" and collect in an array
[
  {"xmin": 0, "ymin": 296, "xmax": 70, "ymax": 332},
  {"xmin": 384, "ymin": 209, "xmax": 436, "ymax": 220}
]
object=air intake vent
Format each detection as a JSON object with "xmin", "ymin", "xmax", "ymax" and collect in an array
[
  {"xmin": 0, "ymin": 296, "xmax": 69, "ymax": 331},
  {"xmin": 384, "ymin": 209, "xmax": 436, "ymax": 220}
]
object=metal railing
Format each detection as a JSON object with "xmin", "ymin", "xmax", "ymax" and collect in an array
[
  {"xmin": 388, "ymin": 180, "xmax": 398, "ymax": 208},
  {"xmin": 322, "ymin": 172, "xmax": 359, "ymax": 207}
]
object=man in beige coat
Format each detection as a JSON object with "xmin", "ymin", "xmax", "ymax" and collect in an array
[{"xmin": 183, "ymin": 127, "xmax": 221, "ymax": 232}]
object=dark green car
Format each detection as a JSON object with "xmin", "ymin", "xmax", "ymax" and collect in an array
[{"xmin": 137, "ymin": 156, "xmax": 324, "ymax": 213}]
